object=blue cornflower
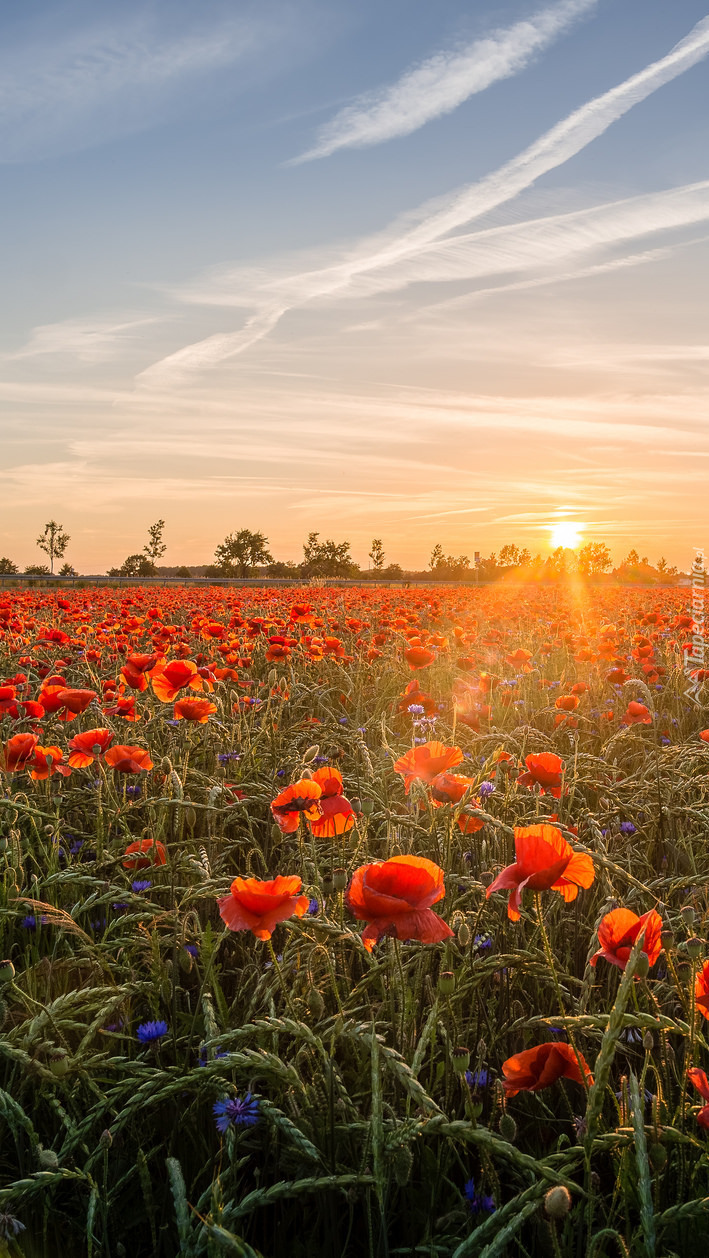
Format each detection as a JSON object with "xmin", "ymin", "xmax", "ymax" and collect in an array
[
  {"xmin": 213, "ymin": 1093, "xmax": 260, "ymax": 1133},
  {"xmin": 199, "ymin": 1045, "xmax": 229, "ymax": 1066},
  {"xmin": 131, "ymin": 880, "xmax": 151, "ymax": 893},
  {"xmin": 473, "ymin": 934, "xmax": 493, "ymax": 953},
  {"xmin": 276, "ymin": 769, "xmax": 286, "ymax": 777},
  {"xmin": 69, "ymin": 838, "xmax": 84, "ymax": 855},
  {"xmin": 125, "ymin": 784, "xmax": 142, "ymax": 799},
  {"xmin": 619, "ymin": 822, "xmax": 636, "ymax": 836},
  {"xmin": 308, "ymin": 898, "xmax": 319, "ymax": 915},
  {"xmin": 661, "ymin": 737, "xmax": 671, "ymax": 746},
  {"xmin": 136, "ymin": 1020, "xmax": 169, "ymax": 1044},
  {"xmin": 165, "ymin": 719, "xmax": 180, "ymax": 728},
  {"xmin": 478, "ymin": 781, "xmax": 495, "ymax": 797},
  {"xmin": 217, "ymin": 751, "xmax": 240, "ymax": 765},
  {"xmin": 21, "ymin": 915, "xmax": 38, "ymax": 930},
  {"xmin": 465, "ymin": 1068, "xmax": 490, "ymax": 1090},
  {"xmin": 184, "ymin": 944, "xmax": 199, "ymax": 958},
  {"xmin": 407, "ymin": 704, "xmax": 425, "ymax": 715},
  {"xmin": 338, "ymin": 717, "xmax": 348, "ymax": 725},
  {"xmin": 464, "ymin": 1178, "xmax": 495, "ymax": 1215},
  {"xmin": 414, "ymin": 737, "xmax": 426, "ymax": 745}
]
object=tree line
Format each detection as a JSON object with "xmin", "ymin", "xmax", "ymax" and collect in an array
[{"xmin": 0, "ymin": 522, "xmax": 681, "ymax": 583}]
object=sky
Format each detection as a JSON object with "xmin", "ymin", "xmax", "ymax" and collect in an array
[{"xmin": 1, "ymin": 0, "xmax": 708, "ymax": 573}]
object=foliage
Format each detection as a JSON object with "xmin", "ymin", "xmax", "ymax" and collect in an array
[
  {"xmin": 108, "ymin": 554, "xmax": 158, "ymax": 578},
  {"xmin": 214, "ymin": 531, "xmax": 274, "ymax": 577},
  {"xmin": 36, "ymin": 521, "xmax": 70, "ymax": 574},
  {"xmin": 144, "ymin": 520, "xmax": 167, "ymax": 564},
  {"xmin": 0, "ymin": 559, "xmax": 18, "ymax": 574},
  {"xmin": 369, "ymin": 539, "xmax": 385, "ymax": 571},
  {"xmin": 301, "ymin": 532, "xmax": 359, "ymax": 578}
]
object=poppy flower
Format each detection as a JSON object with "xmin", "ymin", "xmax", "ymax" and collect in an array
[
  {"xmin": 151, "ymin": 660, "xmax": 203, "ymax": 702},
  {"xmin": 501, "ymin": 1042, "xmax": 592, "ymax": 1096},
  {"xmin": 28, "ymin": 745, "xmax": 69, "ymax": 780},
  {"xmin": 123, "ymin": 838, "xmax": 166, "ymax": 869},
  {"xmin": 555, "ymin": 695, "xmax": 579, "ymax": 712},
  {"xmin": 218, "ymin": 874, "xmax": 309, "ymax": 940},
  {"xmin": 1, "ymin": 732, "xmax": 39, "ymax": 772},
  {"xmin": 393, "ymin": 741, "xmax": 464, "ymax": 793},
  {"xmin": 395, "ymin": 680, "xmax": 438, "ymax": 717},
  {"xmin": 121, "ymin": 654, "xmax": 159, "ymax": 692},
  {"xmin": 622, "ymin": 702, "xmax": 652, "ymax": 726},
  {"xmin": 270, "ymin": 778, "xmax": 323, "ymax": 833},
  {"xmin": 308, "ymin": 765, "xmax": 356, "ymax": 837},
  {"xmin": 104, "ymin": 693, "xmax": 140, "ymax": 721},
  {"xmin": 0, "ymin": 686, "xmax": 18, "ymax": 718},
  {"xmin": 589, "ymin": 908, "xmax": 663, "ymax": 971},
  {"xmin": 53, "ymin": 688, "xmax": 98, "ymax": 721},
  {"xmin": 173, "ymin": 697, "xmax": 217, "ymax": 723},
  {"xmin": 518, "ymin": 753, "xmax": 565, "ymax": 797},
  {"xmin": 404, "ymin": 646, "xmax": 435, "ymax": 669},
  {"xmin": 486, "ymin": 824, "xmax": 595, "ymax": 922},
  {"xmin": 695, "ymin": 960, "xmax": 709, "ymax": 1020},
  {"xmin": 429, "ymin": 772, "xmax": 474, "ymax": 805},
  {"xmin": 104, "ymin": 745, "xmax": 154, "ymax": 774},
  {"xmin": 67, "ymin": 728, "xmax": 114, "ymax": 768},
  {"xmin": 687, "ymin": 1068, "xmax": 709, "ymax": 1130},
  {"xmin": 345, "ymin": 855, "xmax": 454, "ymax": 952}
]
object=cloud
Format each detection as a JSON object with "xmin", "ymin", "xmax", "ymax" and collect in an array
[
  {"xmin": 140, "ymin": 13, "xmax": 709, "ymax": 383},
  {"xmin": 5, "ymin": 316, "xmax": 158, "ymax": 363},
  {"xmin": 292, "ymin": 0, "xmax": 597, "ymax": 162},
  {"xmin": 0, "ymin": 3, "xmax": 295, "ymax": 162}
]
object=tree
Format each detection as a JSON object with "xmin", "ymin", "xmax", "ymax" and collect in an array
[
  {"xmin": 577, "ymin": 542, "xmax": 612, "ymax": 577},
  {"xmin": 301, "ymin": 533, "xmax": 359, "ymax": 578},
  {"xmin": 108, "ymin": 554, "xmax": 157, "ymax": 578},
  {"xmin": 498, "ymin": 544, "xmax": 531, "ymax": 568},
  {"xmin": 214, "ymin": 530, "xmax": 274, "ymax": 578},
  {"xmin": 429, "ymin": 544, "xmax": 445, "ymax": 570},
  {"xmin": 59, "ymin": 563, "xmax": 78, "ymax": 576},
  {"xmin": 0, "ymin": 558, "xmax": 18, "ymax": 574},
  {"xmin": 656, "ymin": 557, "xmax": 678, "ymax": 579},
  {"xmin": 144, "ymin": 520, "xmax": 166, "ymax": 565},
  {"xmin": 174, "ymin": 565, "xmax": 192, "ymax": 579},
  {"xmin": 36, "ymin": 520, "xmax": 70, "ymax": 574},
  {"xmin": 266, "ymin": 560, "xmax": 299, "ymax": 578},
  {"xmin": 24, "ymin": 564, "xmax": 50, "ymax": 575},
  {"xmin": 369, "ymin": 539, "xmax": 385, "ymax": 571}
]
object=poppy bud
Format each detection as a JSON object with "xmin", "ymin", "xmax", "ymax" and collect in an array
[
  {"xmin": 38, "ymin": 1147, "xmax": 59, "ymax": 1171},
  {"xmin": 643, "ymin": 1030, "xmax": 654, "ymax": 1051},
  {"xmin": 270, "ymin": 824, "xmax": 283, "ymax": 843},
  {"xmin": 268, "ymin": 669, "xmax": 278, "ymax": 686},
  {"xmin": 184, "ymin": 806, "xmax": 197, "ymax": 829},
  {"xmin": 48, "ymin": 1051, "xmax": 70, "ymax": 1078},
  {"xmin": 361, "ymin": 799, "xmax": 375, "ymax": 817},
  {"xmin": 469, "ymin": 1099, "xmax": 483, "ymax": 1119},
  {"xmin": 44, "ymin": 824, "xmax": 54, "ymax": 836},
  {"xmin": 0, "ymin": 959, "xmax": 15, "ymax": 985},
  {"xmin": 457, "ymin": 921, "xmax": 472, "ymax": 947},
  {"xmin": 322, "ymin": 873, "xmax": 335, "ymax": 896},
  {"xmin": 681, "ymin": 905, "xmax": 696, "ymax": 927},
  {"xmin": 451, "ymin": 1047, "xmax": 470, "ymax": 1073},
  {"xmin": 544, "ymin": 1186, "xmax": 572, "ymax": 1219},
  {"xmin": 439, "ymin": 972, "xmax": 455, "ymax": 996},
  {"xmin": 635, "ymin": 952, "xmax": 650, "ymax": 979},
  {"xmin": 686, "ymin": 936, "xmax": 704, "ymax": 960},
  {"xmin": 499, "ymin": 1112, "xmax": 516, "ymax": 1142},
  {"xmin": 307, "ymin": 987, "xmax": 325, "ymax": 1019},
  {"xmin": 99, "ymin": 1129, "xmax": 113, "ymax": 1150},
  {"xmin": 479, "ymin": 871, "xmax": 494, "ymax": 887},
  {"xmin": 302, "ymin": 744, "xmax": 320, "ymax": 764},
  {"xmin": 160, "ymin": 757, "xmax": 172, "ymax": 774},
  {"xmin": 649, "ymin": 1142, "xmax": 667, "ymax": 1170},
  {"xmin": 333, "ymin": 869, "xmax": 347, "ymax": 892},
  {"xmin": 660, "ymin": 929, "xmax": 674, "ymax": 950},
  {"xmin": 350, "ymin": 798, "xmax": 362, "ymax": 815},
  {"xmin": 92, "ymin": 744, "xmax": 103, "ymax": 756}
]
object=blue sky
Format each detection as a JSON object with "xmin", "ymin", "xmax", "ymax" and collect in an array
[{"xmin": 1, "ymin": 0, "xmax": 708, "ymax": 571}]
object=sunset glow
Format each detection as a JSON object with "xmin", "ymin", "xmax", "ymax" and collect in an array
[{"xmin": 549, "ymin": 522, "xmax": 584, "ymax": 550}]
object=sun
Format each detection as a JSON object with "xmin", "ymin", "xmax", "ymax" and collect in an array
[{"xmin": 549, "ymin": 521, "xmax": 583, "ymax": 549}]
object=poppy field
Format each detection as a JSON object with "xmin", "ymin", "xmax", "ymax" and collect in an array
[{"xmin": 2, "ymin": 581, "xmax": 709, "ymax": 1257}]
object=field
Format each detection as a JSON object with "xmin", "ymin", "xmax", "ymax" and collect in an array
[{"xmin": 1, "ymin": 581, "xmax": 709, "ymax": 1258}]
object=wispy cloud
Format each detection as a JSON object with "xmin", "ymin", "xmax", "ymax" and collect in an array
[
  {"xmin": 292, "ymin": 0, "xmax": 596, "ymax": 163},
  {"xmin": 0, "ymin": 3, "xmax": 297, "ymax": 162},
  {"xmin": 4, "ymin": 316, "xmax": 157, "ymax": 363},
  {"xmin": 140, "ymin": 13, "xmax": 709, "ymax": 384}
]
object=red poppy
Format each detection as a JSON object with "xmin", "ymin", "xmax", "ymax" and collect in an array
[
  {"xmin": 518, "ymin": 753, "xmax": 565, "ymax": 797},
  {"xmin": 393, "ymin": 741, "xmax": 464, "ymax": 793},
  {"xmin": 308, "ymin": 765, "xmax": 356, "ymax": 837},
  {"xmin": 486, "ymin": 824, "xmax": 595, "ymax": 922},
  {"xmin": 28, "ymin": 745, "xmax": 70, "ymax": 780},
  {"xmin": 123, "ymin": 838, "xmax": 166, "ymax": 869},
  {"xmin": 218, "ymin": 874, "xmax": 309, "ymax": 939},
  {"xmin": 67, "ymin": 728, "xmax": 114, "ymax": 768},
  {"xmin": 120, "ymin": 654, "xmax": 159, "ymax": 691},
  {"xmin": 151, "ymin": 660, "xmax": 202, "ymax": 702},
  {"xmin": 695, "ymin": 960, "xmax": 709, "ymax": 1020},
  {"xmin": 404, "ymin": 646, "xmax": 435, "ymax": 669},
  {"xmin": 104, "ymin": 693, "xmax": 140, "ymax": 721},
  {"xmin": 555, "ymin": 695, "xmax": 579, "ymax": 711},
  {"xmin": 502, "ymin": 1042, "xmax": 592, "ymax": 1096},
  {"xmin": 173, "ymin": 697, "xmax": 217, "ymax": 723},
  {"xmin": 0, "ymin": 686, "xmax": 18, "ymax": 718},
  {"xmin": 687, "ymin": 1068, "xmax": 709, "ymax": 1130},
  {"xmin": 104, "ymin": 745, "xmax": 154, "ymax": 773},
  {"xmin": 1, "ymin": 732, "xmax": 39, "ymax": 772},
  {"xmin": 53, "ymin": 688, "xmax": 98, "ymax": 721},
  {"xmin": 345, "ymin": 855, "xmax": 454, "ymax": 952},
  {"xmin": 429, "ymin": 772, "xmax": 474, "ymax": 805},
  {"xmin": 395, "ymin": 680, "xmax": 438, "ymax": 717},
  {"xmin": 622, "ymin": 702, "xmax": 652, "ymax": 726},
  {"xmin": 270, "ymin": 778, "xmax": 323, "ymax": 833},
  {"xmin": 589, "ymin": 908, "xmax": 663, "ymax": 971},
  {"xmin": 699, "ymin": 730, "xmax": 709, "ymax": 743}
]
